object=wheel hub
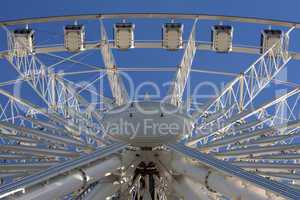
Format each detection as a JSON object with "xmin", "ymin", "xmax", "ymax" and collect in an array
[{"xmin": 101, "ymin": 101, "xmax": 194, "ymax": 147}]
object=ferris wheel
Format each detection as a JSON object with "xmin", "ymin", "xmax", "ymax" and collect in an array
[{"xmin": 0, "ymin": 13, "xmax": 299, "ymax": 200}]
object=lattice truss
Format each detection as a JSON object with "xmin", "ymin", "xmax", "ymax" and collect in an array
[{"xmin": 0, "ymin": 14, "xmax": 299, "ymax": 200}]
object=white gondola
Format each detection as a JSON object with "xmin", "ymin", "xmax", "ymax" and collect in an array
[
  {"xmin": 261, "ymin": 29, "xmax": 282, "ymax": 54},
  {"xmin": 12, "ymin": 29, "xmax": 34, "ymax": 56},
  {"xmin": 212, "ymin": 25, "xmax": 233, "ymax": 53},
  {"xmin": 64, "ymin": 25, "xmax": 85, "ymax": 52},
  {"xmin": 162, "ymin": 23, "xmax": 183, "ymax": 50},
  {"xmin": 114, "ymin": 22, "xmax": 135, "ymax": 49}
]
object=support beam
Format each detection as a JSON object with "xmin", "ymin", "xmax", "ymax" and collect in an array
[
  {"xmin": 232, "ymin": 161, "xmax": 300, "ymax": 171},
  {"xmin": 0, "ymin": 162, "xmax": 59, "ymax": 172},
  {"xmin": 0, "ymin": 131, "xmax": 40, "ymax": 144},
  {"xmin": 0, "ymin": 144, "xmax": 80, "ymax": 158},
  {"xmin": 233, "ymin": 131, "xmax": 300, "ymax": 148},
  {"xmin": 191, "ymin": 27, "xmax": 294, "ymax": 139},
  {"xmin": 22, "ymin": 116, "xmax": 72, "ymax": 135},
  {"xmin": 0, "ymin": 89, "xmax": 87, "ymax": 139},
  {"xmin": 14, "ymin": 158, "xmax": 121, "ymax": 200},
  {"xmin": 213, "ymin": 144, "xmax": 300, "ymax": 158},
  {"xmin": 0, "ymin": 142, "xmax": 126, "ymax": 199},
  {"xmin": 2, "ymin": 41, "xmax": 300, "ymax": 60},
  {"xmin": 4, "ymin": 27, "xmax": 103, "ymax": 137},
  {"xmin": 198, "ymin": 119, "xmax": 300, "ymax": 150},
  {"xmin": 167, "ymin": 143, "xmax": 300, "ymax": 200},
  {"xmin": 83, "ymin": 178, "xmax": 121, "ymax": 200},
  {"xmin": 168, "ymin": 19, "xmax": 197, "ymax": 106},
  {"xmin": 0, "ymin": 13, "xmax": 299, "ymax": 28},
  {"xmin": 251, "ymin": 153, "xmax": 300, "ymax": 160},
  {"xmin": 21, "ymin": 116, "xmax": 109, "ymax": 146},
  {"xmin": 6, "ymin": 32, "xmax": 84, "ymax": 119},
  {"xmin": 100, "ymin": 20, "xmax": 128, "ymax": 105},
  {"xmin": 170, "ymin": 158, "xmax": 280, "ymax": 200},
  {"xmin": 0, "ymin": 121, "xmax": 84, "ymax": 147},
  {"xmin": 257, "ymin": 172, "xmax": 300, "ymax": 180},
  {"xmin": 188, "ymin": 88, "xmax": 300, "ymax": 146},
  {"xmin": 0, "ymin": 153, "xmax": 41, "ymax": 160},
  {"xmin": 0, "ymin": 172, "xmax": 29, "ymax": 179}
]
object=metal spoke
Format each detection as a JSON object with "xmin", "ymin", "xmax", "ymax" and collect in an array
[
  {"xmin": 196, "ymin": 119, "xmax": 300, "ymax": 151},
  {"xmin": 0, "ymin": 162, "xmax": 59, "ymax": 172},
  {"xmin": 100, "ymin": 20, "xmax": 129, "ymax": 105},
  {"xmin": 4, "ymin": 26, "xmax": 105, "ymax": 137},
  {"xmin": 168, "ymin": 19, "xmax": 197, "ymax": 106},
  {"xmin": 189, "ymin": 27, "xmax": 294, "ymax": 144},
  {"xmin": 0, "ymin": 144, "xmax": 80, "ymax": 158},
  {"xmin": 167, "ymin": 143, "xmax": 300, "ymax": 200},
  {"xmin": 257, "ymin": 172, "xmax": 300, "ymax": 180},
  {"xmin": 213, "ymin": 143, "xmax": 300, "ymax": 158},
  {"xmin": 232, "ymin": 161, "xmax": 300, "ymax": 171},
  {"xmin": 0, "ymin": 121, "xmax": 85, "ymax": 147},
  {"xmin": 0, "ymin": 142, "xmax": 126, "ymax": 199},
  {"xmin": 189, "ymin": 87, "xmax": 300, "ymax": 146}
]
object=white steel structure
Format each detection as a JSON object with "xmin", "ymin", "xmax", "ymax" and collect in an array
[{"xmin": 0, "ymin": 13, "xmax": 299, "ymax": 200}]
